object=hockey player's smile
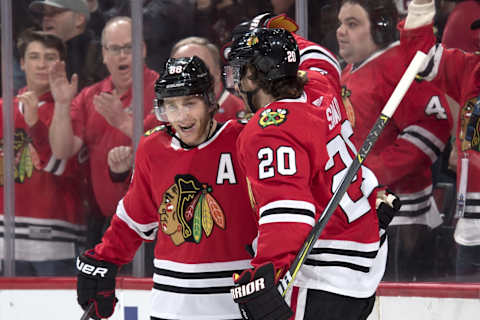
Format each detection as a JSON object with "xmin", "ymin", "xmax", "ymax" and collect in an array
[{"xmin": 179, "ymin": 123, "xmax": 195, "ymax": 132}]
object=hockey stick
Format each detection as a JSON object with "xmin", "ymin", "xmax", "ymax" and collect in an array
[
  {"xmin": 277, "ymin": 51, "xmax": 428, "ymax": 296},
  {"xmin": 80, "ymin": 303, "xmax": 94, "ymax": 320}
]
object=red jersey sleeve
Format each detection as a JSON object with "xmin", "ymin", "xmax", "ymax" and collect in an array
[
  {"xmin": 70, "ymin": 89, "xmax": 88, "ymax": 141},
  {"xmin": 293, "ymin": 33, "xmax": 342, "ymax": 82},
  {"xmin": 368, "ymin": 81, "xmax": 452, "ymax": 186},
  {"xmin": 94, "ymin": 135, "xmax": 158, "ymax": 265},
  {"xmin": 399, "ymin": 20, "xmax": 480, "ymax": 105}
]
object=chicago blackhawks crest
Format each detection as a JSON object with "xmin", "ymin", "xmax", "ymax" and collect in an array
[
  {"xmin": 158, "ymin": 174, "xmax": 225, "ymax": 246},
  {"xmin": 460, "ymin": 97, "xmax": 480, "ymax": 152},
  {"xmin": 0, "ymin": 128, "xmax": 41, "ymax": 186},
  {"xmin": 258, "ymin": 108, "xmax": 288, "ymax": 128}
]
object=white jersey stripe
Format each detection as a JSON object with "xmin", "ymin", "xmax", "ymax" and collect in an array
[
  {"xmin": 403, "ymin": 125, "xmax": 445, "ymax": 150},
  {"xmin": 308, "ymin": 253, "xmax": 376, "ymax": 268},
  {"xmin": 313, "ymin": 238, "xmax": 380, "ymax": 252},
  {"xmin": 294, "ymin": 240, "xmax": 388, "ymax": 298},
  {"xmin": 259, "ymin": 199, "xmax": 315, "ymax": 215},
  {"xmin": 300, "ymin": 45, "xmax": 342, "ymax": 78},
  {"xmin": 259, "ymin": 213, "xmax": 315, "ymax": 226},
  {"xmin": 399, "ymin": 134, "xmax": 437, "ymax": 162},
  {"xmin": 153, "ymin": 258, "xmax": 251, "ymax": 272},
  {"xmin": 116, "ymin": 199, "xmax": 158, "ymax": 240}
]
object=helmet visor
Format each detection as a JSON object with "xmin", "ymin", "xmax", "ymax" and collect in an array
[
  {"xmin": 224, "ymin": 60, "xmax": 247, "ymax": 89},
  {"xmin": 154, "ymin": 94, "xmax": 206, "ymax": 122}
]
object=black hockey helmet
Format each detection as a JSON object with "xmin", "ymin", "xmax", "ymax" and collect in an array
[
  {"xmin": 154, "ymin": 56, "xmax": 215, "ymax": 121},
  {"xmin": 227, "ymin": 28, "xmax": 299, "ymax": 83}
]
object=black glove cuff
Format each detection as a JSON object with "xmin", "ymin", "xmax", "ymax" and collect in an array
[
  {"xmin": 77, "ymin": 253, "xmax": 118, "ymax": 280},
  {"xmin": 238, "ymin": 286, "xmax": 293, "ymax": 320}
]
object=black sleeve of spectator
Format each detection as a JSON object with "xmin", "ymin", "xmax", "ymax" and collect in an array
[{"xmin": 109, "ymin": 168, "xmax": 131, "ymax": 183}]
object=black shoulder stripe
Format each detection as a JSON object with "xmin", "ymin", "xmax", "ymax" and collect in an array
[
  {"xmin": 402, "ymin": 130, "xmax": 442, "ymax": 157},
  {"xmin": 301, "ymin": 48, "xmax": 340, "ymax": 70},
  {"xmin": 304, "ymin": 259, "xmax": 370, "ymax": 273},
  {"xmin": 260, "ymin": 207, "xmax": 315, "ymax": 218},
  {"xmin": 310, "ymin": 247, "xmax": 378, "ymax": 259}
]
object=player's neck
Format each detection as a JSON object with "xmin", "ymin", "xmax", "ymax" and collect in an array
[{"xmin": 256, "ymin": 90, "xmax": 275, "ymax": 110}]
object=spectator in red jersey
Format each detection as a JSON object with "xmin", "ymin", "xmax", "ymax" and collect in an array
[
  {"xmin": 0, "ymin": 30, "xmax": 88, "ymax": 276},
  {"xmin": 171, "ymin": 37, "xmax": 246, "ymax": 123},
  {"xmin": 336, "ymin": 0, "xmax": 452, "ymax": 281},
  {"xmin": 48, "ymin": 17, "xmax": 159, "ymax": 239}
]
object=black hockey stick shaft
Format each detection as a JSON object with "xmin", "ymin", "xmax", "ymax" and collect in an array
[
  {"xmin": 80, "ymin": 303, "xmax": 94, "ymax": 320},
  {"xmin": 278, "ymin": 51, "xmax": 428, "ymax": 296}
]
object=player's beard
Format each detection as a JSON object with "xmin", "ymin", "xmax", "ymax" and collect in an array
[{"xmin": 241, "ymin": 87, "xmax": 261, "ymax": 113}]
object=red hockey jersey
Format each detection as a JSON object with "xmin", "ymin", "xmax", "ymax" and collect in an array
[
  {"xmin": 235, "ymin": 33, "xmax": 385, "ymax": 299},
  {"xmin": 341, "ymin": 42, "xmax": 452, "ymax": 228},
  {"xmin": 0, "ymin": 90, "xmax": 87, "ymax": 262},
  {"xmin": 94, "ymin": 121, "xmax": 257, "ymax": 319},
  {"xmin": 399, "ymin": 17, "xmax": 480, "ymax": 244},
  {"xmin": 237, "ymin": 87, "xmax": 384, "ymax": 299}
]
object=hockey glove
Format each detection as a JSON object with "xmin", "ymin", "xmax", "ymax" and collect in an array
[
  {"xmin": 76, "ymin": 250, "xmax": 118, "ymax": 319},
  {"xmin": 231, "ymin": 262, "xmax": 293, "ymax": 320},
  {"xmin": 376, "ymin": 189, "xmax": 401, "ymax": 229}
]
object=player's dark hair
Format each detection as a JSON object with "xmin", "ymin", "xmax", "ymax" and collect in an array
[
  {"xmin": 341, "ymin": 0, "xmax": 398, "ymax": 48},
  {"xmin": 17, "ymin": 29, "xmax": 66, "ymax": 61},
  {"xmin": 246, "ymin": 64, "xmax": 306, "ymax": 100}
]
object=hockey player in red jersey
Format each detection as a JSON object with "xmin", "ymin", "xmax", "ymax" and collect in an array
[
  {"xmin": 400, "ymin": 0, "xmax": 480, "ymax": 279},
  {"xmin": 75, "ymin": 56, "xmax": 258, "ymax": 320},
  {"xmin": 337, "ymin": 0, "xmax": 452, "ymax": 281},
  {"xmin": 0, "ymin": 30, "xmax": 87, "ymax": 276},
  {"xmin": 227, "ymin": 27, "xmax": 388, "ymax": 320}
]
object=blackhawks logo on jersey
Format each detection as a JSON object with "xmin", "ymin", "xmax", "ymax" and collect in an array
[
  {"xmin": 158, "ymin": 174, "xmax": 225, "ymax": 246},
  {"xmin": 144, "ymin": 125, "xmax": 166, "ymax": 136},
  {"xmin": 246, "ymin": 177, "xmax": 257, "ymax": 211},
  {"xmin": 460, "ymin": 97, "xmax": 480, "ymax": 152},
  {"xmin": 0, "ymin": 128, "xmax": 41, "ymax": 186},
  {"xmin": 258, "ymin": 108, "xmax": 288, "ymax": 128},
  {"xmin": 341, "ymin": 86, "xmax": 356, "ymax": 128}
]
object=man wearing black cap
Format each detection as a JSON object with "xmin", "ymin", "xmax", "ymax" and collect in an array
[
  {"xmin": 400, "ymin": 0, "xmax": 480, "ymax": 281},
  {"xmin": 29, "ymin": 0, "xmax": 106, "ymax": 91}
]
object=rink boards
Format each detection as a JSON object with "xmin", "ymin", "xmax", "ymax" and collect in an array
[{"xmin": 0, "ymin": 278, "xmax": 479, "ymax": 319}]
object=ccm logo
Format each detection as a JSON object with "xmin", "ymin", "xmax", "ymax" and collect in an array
[
  {"xmin": 77, "ymin": 257, "xmax": 109, "ymax": 277},
  {"xmin": 231, "ymin": 278, "xmax": 265, "ymax": 299}
]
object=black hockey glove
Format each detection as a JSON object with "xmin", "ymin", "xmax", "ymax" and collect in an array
[
  {"xmin": 76, "ymin": 250, "xmax": 118, "ymax": 319},
  {"xmin": 231, "ymin": 262, "xmax": 293, "ymax": 320},
  {"xmin": 376, "ymin": 189, "xmax": 401, "ymax": 229}
]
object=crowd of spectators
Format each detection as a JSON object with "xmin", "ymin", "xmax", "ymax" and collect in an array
[{"xmin": 0, "ymin": 0, "xmax": 478, "ymax": 284}]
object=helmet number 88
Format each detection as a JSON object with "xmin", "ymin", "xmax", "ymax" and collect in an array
[
  {"xmin": 258, "ymin": 146, "xmax": 297, "ymax": 179},
  {"xmin": 169, "ymin": 66, "xmax": 183, "ymax": 74}
]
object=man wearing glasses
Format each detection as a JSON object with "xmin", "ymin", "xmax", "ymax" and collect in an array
[
  {"xmin": 48, "ymin": 16, "xmax": 159, "ymax": 242},
  {"xmin": 29, "ymin": 0, "xmax": 107, "ymax": 90}
]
